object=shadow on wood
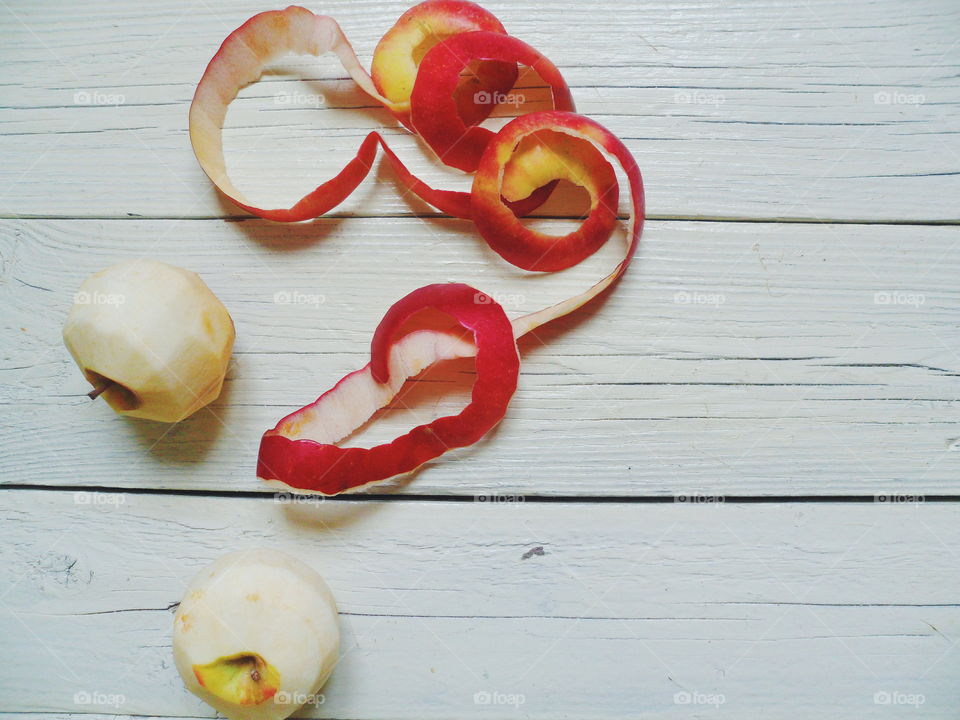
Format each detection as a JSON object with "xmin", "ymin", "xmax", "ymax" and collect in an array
[{"xmin": 124, "ymin": 373, "xmax": 237, "ymax": 465}]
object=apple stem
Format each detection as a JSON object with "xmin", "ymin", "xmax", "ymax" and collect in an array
[{"xmin": 88, "ymin": 381, "xmax": 114, "ymax": 400}]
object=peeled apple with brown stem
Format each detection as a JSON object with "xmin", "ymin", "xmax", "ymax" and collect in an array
[
  {"xmin": 173, "ymin": 549, "xmax": 340, "ymax": 720},
  {"xmin": 62, "ymin": 259, "xmax": 235, "ymax": 422}
]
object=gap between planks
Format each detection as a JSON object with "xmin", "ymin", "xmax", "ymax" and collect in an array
[{"xmin": 1, "ymin": 484, "xmax": 956, "ymax": 504}]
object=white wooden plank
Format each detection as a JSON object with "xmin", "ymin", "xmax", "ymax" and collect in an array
[
  {"xmin": 0, "ymin": 0, "xmax": 958, "ymax": 220},
  {"xmin": 0, "ymin": 717, "xmax": 205, "ymax": 720},
  {"xmin": 2, "ymin": 217, "xmax": 958, "ymax": 495},
  {"xmin": 1, "ymin": 490, "xmax": 959, "ymax": 718}
]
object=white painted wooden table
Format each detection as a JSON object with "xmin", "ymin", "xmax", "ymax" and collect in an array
[{"xmin": 1, "ymin": 0, "xmax": 958, "ymax": 717}]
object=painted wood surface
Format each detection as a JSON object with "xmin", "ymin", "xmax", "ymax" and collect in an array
[
  {"xmin": 0, "ymin": 0, "xmax": 958, "ymax": 221},
  {"xmin": 2, "ymin": 217, "xmax": 957, "ymax": 495},
  {"xmin": 2, "ymin": 491, "xmax": 959, "ymax": 718},
  {"xmin": 1, "ymin": 0, "xmax": 958, "ymax": 718}
]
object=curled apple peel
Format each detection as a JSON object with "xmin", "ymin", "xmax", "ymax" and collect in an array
[
  {"xmin": 190, "ymin": 5, "xmax": 394, "ymax": 222},
  {"xmin": 258, "ymin": 283, "xmax": 520, "ymax": 494},
  {"xmin": 188, "ymin": 2, "xmax": 566, "ymax": 221},
  {"xmin": 410, "ymin": 30, "xmax": 575, "ymax": 172},
  {"xmin": 370, "ymin": 0, "xmax": 518, "ymax": 129},
  {"xmin": 258, "ymin": 112, "xmax": 643, "ymax": 495},
  {"xmin": 481, "ymin": 111, "xmax": 644, "ymax": 331},
  {"xmin": 474, "ymin": 120, "xmax": 618, "ymax": 271},
  {"xmin": 189, "ymin": 4, "xmax": 645, "ymax": 492}
]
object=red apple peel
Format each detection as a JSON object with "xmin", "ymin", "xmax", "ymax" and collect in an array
[
  {"xmin": 258, "ymin": 112, "xmax": 644, "ymax": 494},
  {"xmin": 257, "ymin": 283, "xmax": 519, "ymax": 494},
  {"xmin": 188, "ymin": 4, "xmax": 558, "ymax": 221},
  {"xmin": 370, "ymin": 0, "xmax": 518, "ymax": 130},
  {"xmin": 188, "ymin": 5, "xmax": 645, "ymax": 493},
  {"xmin": 410, "ymin": 30, "xmax": 575, "ymax": 172}
]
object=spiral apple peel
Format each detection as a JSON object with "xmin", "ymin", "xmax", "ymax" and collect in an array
[{"xmin": 188, "ymin": 1, "xmax": 644, "ymax": 494}]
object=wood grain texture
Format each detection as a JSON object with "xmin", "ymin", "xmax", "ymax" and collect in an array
[
  {"xmin": 2, "ymin": 1, "xmax": 959, "ymax": 718},
  {"xmin": 2, "ymin": 490, "xmax": 959, "ymax": 718},
  {"xmin": 2, "ymin": 217, "xmax": 957, "ymax": 495},
  {"xmin": 0, "ymin": 0, "xmax": 958, "ymax": 221}
]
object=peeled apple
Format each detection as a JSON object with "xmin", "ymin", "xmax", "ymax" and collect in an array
[
  {"xmin": 172, "ymin": 549, "xmax": 340, "ymax": 720},
  {"xmin": 62, "ymin": 259, "xmax": 235, "ymax": 423}
]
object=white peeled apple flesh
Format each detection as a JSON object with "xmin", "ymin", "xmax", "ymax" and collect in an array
[
  {"xmin": 173, "ymin": 549, "xmax": 340, "ymax": 720},
  {"xmin": 63, "ymin": 259, "xmax": 235, "ymax": 422}
]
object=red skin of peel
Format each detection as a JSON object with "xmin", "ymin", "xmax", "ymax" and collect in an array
[
  {"xmin": 257, "ymin": 113, "xmax": 646, "ymax": 494},
  {"xmin": 371, "ymin": 0, "xmax": 518, "ymax": 130},
  {"xmin": 257, "ymin": 284, "xmax": 520, "ymax": 494},
  {"xmin": 191, "ymin": 9, "xmax": 647, "ymax": 492},
  {"xmin": 471, "ymin": 112, "xmax": 620, "ymax": 271},
  {"xmin": 410, "ymin": 31, "xmax": 576, "ymax": 172},
  {"xmin": 190, "ymin": 7, "xmax": 561, "ymax": 222},
  {"xmin": 506, "ymin": 111, "xmax": 647, "ymax": 337},
  {"xmin": 230, "ymin": 131, "xmax": 557, "ymax": 223}
]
